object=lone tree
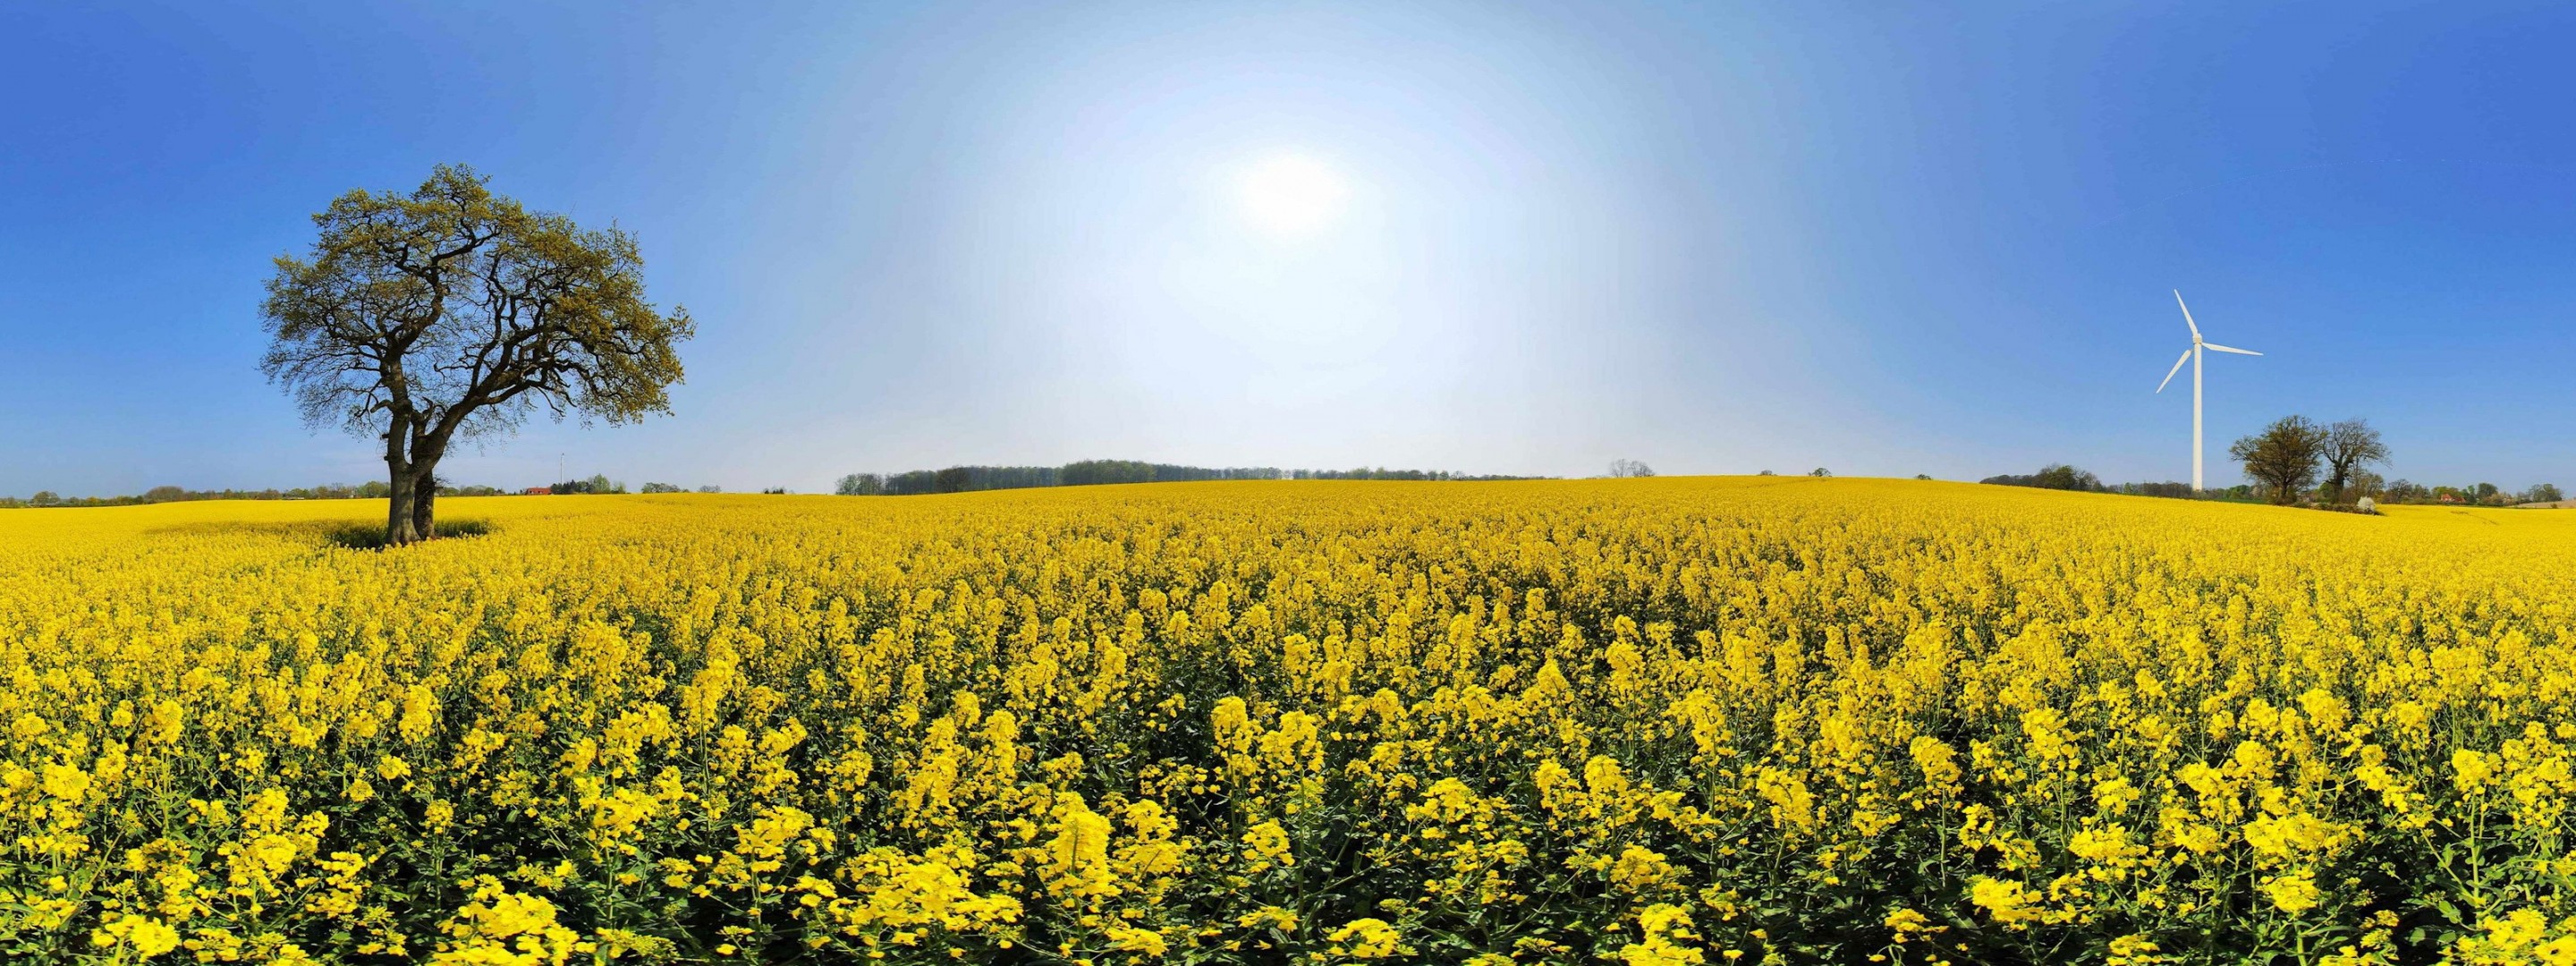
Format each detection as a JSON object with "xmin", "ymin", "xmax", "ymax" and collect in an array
[
  {"xmin": 261, "ymin": 165, "xmax": 693, "ymax": 546},
  {"xmin": 2318, "ymin": 418, "xmax": 2390, "ymax": 505},
  {"xmin": 2228, "ymin": 415, "xmax": 2326, "ymax": 504}
]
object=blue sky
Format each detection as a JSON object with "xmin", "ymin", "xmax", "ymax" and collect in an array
[{"xmin": 4, "ymin": 1, "xmax": 2573, "ymax": 496}]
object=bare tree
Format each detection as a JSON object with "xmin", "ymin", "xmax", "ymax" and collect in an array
[
  {"xmin": 2228, "ymin": 415, "xmax": 2326, "ymax": 504},
  {"xmin": 262, "ymin": 165, "xmax": 693, "ymax": 546},
  {"xmin": 2318, "ymin": 419, "xmax": 2391, "ymax": 505},
  {"xmin": 1607, "ymin": 459, "xmax": 1655, "ymax": 479}
]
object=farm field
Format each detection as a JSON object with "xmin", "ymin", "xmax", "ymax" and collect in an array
[{"xmin": 4, "ymin": 479, "xmax": 2576, "ymax": 965}]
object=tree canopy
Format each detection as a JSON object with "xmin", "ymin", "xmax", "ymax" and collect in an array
[
  {"xmin": 2229, "ymin": 415, "xmax": 2326, "ymax": 504},
  {"xmin": 2319, "ymin": 419, "xmax": 2391, "ymax": 505}
]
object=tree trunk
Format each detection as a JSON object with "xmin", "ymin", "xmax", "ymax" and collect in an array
[
  {"xmin": 386, "ymin": 462, "xmax": 419, "ymax": 546},
  {"xmin": 411, "ymin": 466, "xmax": 439, "ymax": 540},
  {"xmin": 384, "ymin": 416, "xmax": 419, "ymax": 547}
]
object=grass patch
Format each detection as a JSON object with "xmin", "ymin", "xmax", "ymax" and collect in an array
[{"xmin": 323, "ymin": 518, "xmax": 494, "ymax": 549}]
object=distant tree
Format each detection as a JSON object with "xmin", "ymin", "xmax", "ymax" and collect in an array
[
  {"xmin": 2318, "ymin": 419, "xmax": 2390, "ymax": 505},
  {"xmin": 835, "ymin": 473, "xmax": 886, "ymax": 496},
  {"xmin": 2228, "ymin": 416, "xmax": 2326, "ymax": 505},
  {"xmin": 1607, "ymin": 459, "xmax": 1655, "ymax": 479},
  {"xmin": 2525, "ymin": 483, "xmax": 2564, "ymax": 504},
  {"xmin": 259, "ymin": 164, "xmax": 693, "ymax": 547},
  {"xmin": 2034, "ymin": 464, "xmax": 2100, "ymax": 491},
  {"xmin": 640, "ymin": 482, "xmax": 683, "ymax": 494}
]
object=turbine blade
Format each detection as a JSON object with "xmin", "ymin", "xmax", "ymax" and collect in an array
[
  {"xmin": 2156, "ymin": 347, "xmax": 2191, "ymax": 393},
  {"xmin": 2201, "ymin": 343, "xmax": 2262, "ymax": 356},
  {"xmin": 2174, "ymin": 289, "xmax": 2202, "ymax": 340}
]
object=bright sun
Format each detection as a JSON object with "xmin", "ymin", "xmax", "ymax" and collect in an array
[{"xmin": 1236, "ymin": 154, "xmax": 1351, "ymax": 239}]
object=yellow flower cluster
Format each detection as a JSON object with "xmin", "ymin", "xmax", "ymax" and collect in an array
[{"xmin": 4, "ymin": 478, "xmax": 2575, "ymax": 963}]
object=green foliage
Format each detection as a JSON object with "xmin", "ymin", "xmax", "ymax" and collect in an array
[{"xmin": 2230, "ymin": 415, "xmax": 2327, "ymax": 504}]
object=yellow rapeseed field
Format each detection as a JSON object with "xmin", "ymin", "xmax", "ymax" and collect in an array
[{"xmin": 4, "ymin": 478, "xmax": 2575, "ymax": 965}]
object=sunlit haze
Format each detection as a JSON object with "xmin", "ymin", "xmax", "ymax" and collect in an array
[{"xmin": 1235, "ymin": 154, "xmax": 1352, "ymax": 239}]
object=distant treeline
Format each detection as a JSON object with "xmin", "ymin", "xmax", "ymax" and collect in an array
[
  {"xmin": 1980, "ymin": 466, "xmax": 2265, "ymax": 500},
  {"xmin": 0, "ymin": 474, "xmax": 750, "ymax": 508},
  {"xmin": 1979, "ymin": 462, "xmax": 2560, "ymax": 506},
  {"xmin": 837, "ymin": 460, "xmax": 1540, "ymax": 496},
  {"xmin": 0, "ymin": 481, "xmax": 519, "ymax": 509},
  {"xmin": 1979, "ymin": 468, "xmax": 2199, "ymax": 499},
  {"xmin": 6, "ymin": 461, "xmax": 1538, "ymax": 507}
]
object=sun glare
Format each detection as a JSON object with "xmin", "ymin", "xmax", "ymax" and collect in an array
[{"xmin": 1235, "ymin": 154, "xmax": 1351, "ymax": 239}]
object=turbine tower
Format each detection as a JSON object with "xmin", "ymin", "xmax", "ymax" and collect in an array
[{"xmin": 2156, "ymin": 290, "xmax": 2263, "ymax": 491}]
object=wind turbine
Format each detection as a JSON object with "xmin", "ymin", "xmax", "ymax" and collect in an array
[{"xmin": 2156, "ymin": 290, "xmax": 2263, "ymax": 491}]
